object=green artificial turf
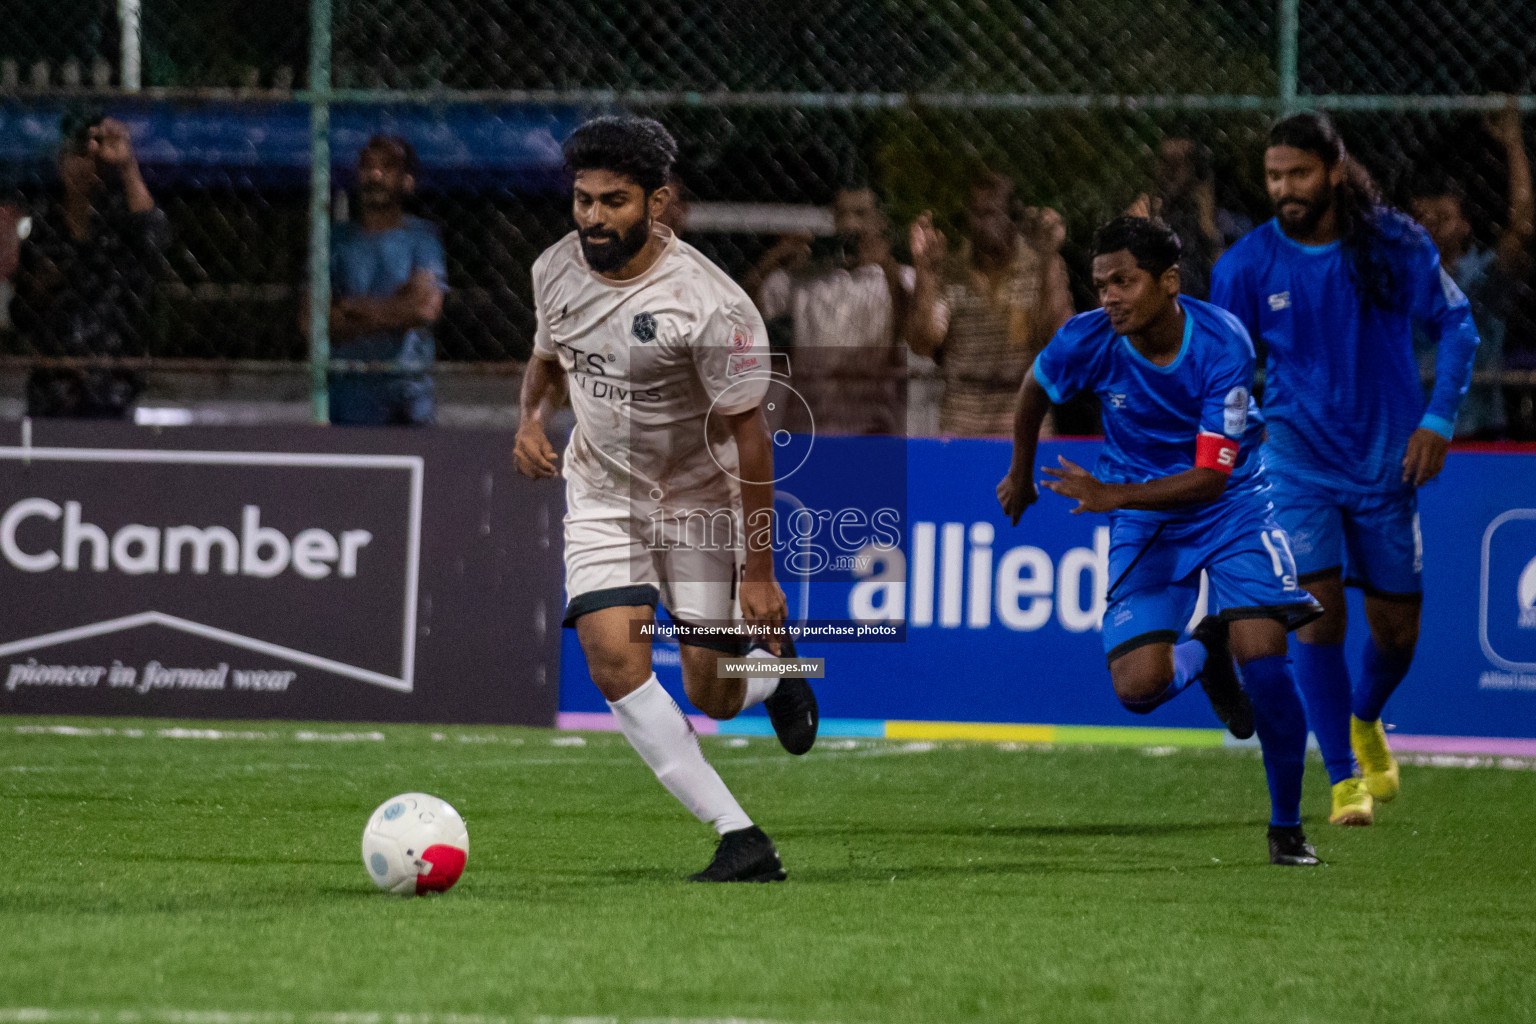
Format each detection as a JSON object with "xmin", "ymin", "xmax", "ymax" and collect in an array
[{"xmin": 3, "ymin": 716, "xmax": 1535, "ymax": 1024}]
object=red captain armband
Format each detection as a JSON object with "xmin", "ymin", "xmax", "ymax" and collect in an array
[{"xmin": 1195, "ymin": 431, "xmax": 1240, "ymax": 475}]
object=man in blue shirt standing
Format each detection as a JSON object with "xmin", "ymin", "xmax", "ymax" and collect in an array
[
  {"xmin": 326, "ymin": 135, "xmax": 446, "ymax": 426},
  {"xmin": 1212, "ymin": 114, "xmax": 1481, "ymax": 827},
  {"xmin": 999, "ymin": 217, "xmax": 1325, "ymax": 866}
]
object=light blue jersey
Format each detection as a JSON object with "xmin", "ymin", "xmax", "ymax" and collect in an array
[
  {"xmin": 330, "ymin": 214, "xmax": 447, "ymax": 373},
  {"xmin": 329, "ymin": 214, "xmax": 447, "ymax": 426},
  {"xmin": 1211, "ymin": 216, "xmax": 1480, "ymax": 494}
]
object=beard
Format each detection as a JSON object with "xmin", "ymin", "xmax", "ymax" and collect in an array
[
  {"xmin": 1275, "ymin": 190, "xmax": 1331, "ymax": 235},
  {"xmin": 580, "ymin": 217, "xmax": 652, "ymax": 274}
]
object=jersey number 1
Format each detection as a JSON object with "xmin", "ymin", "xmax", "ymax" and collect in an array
[{"xmin": 1258, "ymin": 529, "xmax": 1299, "ymax": 591}]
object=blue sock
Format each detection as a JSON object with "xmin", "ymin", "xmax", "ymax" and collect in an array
[
  {"xmin": 1240, "ymin": 655, "xmax": 1308, "ymax": 828},
  {"xmin": 1292, "ymin": 640, "xmax": 1357, "ymax": 785},
  {"xmin": 1121, "ymin": 640, "xmax": 1205, "ymax": 714},
  {"xmin": 1354, "ymin": 638, "xmax": 1414, "ymax": 722}
]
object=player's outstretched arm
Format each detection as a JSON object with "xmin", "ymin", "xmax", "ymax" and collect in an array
[
  {"xmin": 997, "ymin": 369, "xmax": 1050, "ymax": 525},
  {"xmin": 1042, "ymin": 459, "xmax": 1227, "ymax": 514},
  {"xmin": 513, "ymin": 355, "xmax": 565, "ymax": 479},
  {"xmin": 726, "ymin": 406, "xmax": 788, "ymax": 653}
]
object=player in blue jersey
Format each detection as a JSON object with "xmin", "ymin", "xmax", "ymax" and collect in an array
[
  {"xmin": 1211, "ymin": 113, "xmax": 1481, "ymax": 826},
  {"xmin": 998, "ymin": 217, "xmax": 1325, "ymax": 866}
]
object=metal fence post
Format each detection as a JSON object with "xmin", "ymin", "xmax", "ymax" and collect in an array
[
  {"xmin": 117, "ymin": 0, "xmax": 141, "ymax": 91},
  {"xmin": 307, "ymin": 0, "xmax": 332, "ymax": 425},
  {"xmin": 1278, "ymin": 0, "xmax": 1299, "ymax": 115}
]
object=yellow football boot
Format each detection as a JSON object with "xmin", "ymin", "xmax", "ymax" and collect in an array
[
  {"xmin": 1328, "ymin": 777, "xmax": 1374, "ymax": 826},
  {"xmin": 1351, "ymin": 715, "xmax": 1401, "ymax": 803}
]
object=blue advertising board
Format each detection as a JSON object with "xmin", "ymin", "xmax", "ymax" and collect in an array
[
  {"xmin": 559, "ymin": 437, "xmax": 1536, "ymax": 745},
  {"xmin": 0, "ymin": 100, "xmax": 581, "ymax": 188}
]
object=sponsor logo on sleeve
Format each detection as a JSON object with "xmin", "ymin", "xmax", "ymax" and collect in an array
[
  {"xmin": 728, "ymin": 353, "xmax": 762, "ymax": 378},
  {"xmin": 731, "ymin": 322, "xmax": 754, "ymax": 352},
  {"xmin": 1223, "ymin": 386, "xmax": 1249, "ymax": 437}
]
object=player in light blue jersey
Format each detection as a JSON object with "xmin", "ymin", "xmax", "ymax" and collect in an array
[
  {"xmin": 1212, "ymin": 113, "xmax": 1481, "ymax": 825},
  {"xmin": 998, "ymin": 217, "xmax": 1324, "ymax": 866}
]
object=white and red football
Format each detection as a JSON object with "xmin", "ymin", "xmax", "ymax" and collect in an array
[{"xmin": 361, "ymin": 792, "xmax": 469, "ymax": 895}]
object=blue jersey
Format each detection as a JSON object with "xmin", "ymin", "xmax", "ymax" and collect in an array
[
  {"xmin": 1032, "ymin": 298, "xmax": 1267, "ymax": 524},
  {"xmin": 1210, "ymin": 217, "xmax": 1480, "ymax": 494},
  {"xmin": 330, "ymin": 214, "xmax": 448, "ymax": 373}
]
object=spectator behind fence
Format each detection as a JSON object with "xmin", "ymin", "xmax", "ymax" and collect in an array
[
  {"xmin": 907, "ymin": 172, "xmax": 1074, "ymax": 437},
  {"xmin": 1408, "ymin": 100, "xmax": 1533, "ymax": 440},
  {"xmin": 320, "ymin": 135, "xmax": 446, "ymax": 426},
  {"xmin": 12, "ymin": 111, "xmax": 168, "ymax": 419},
  {"xmin": 1128, "ymin": 137, "xmax": 1252, "ymax": 300},
  {"xmin": 746, "ymin": 187, "xmax": 912, "ymax": 435}
]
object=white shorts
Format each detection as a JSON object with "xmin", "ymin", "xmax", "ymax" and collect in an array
[{"xmin": 561, "ymin": 477, "xmax": 743, "ymax": 645}]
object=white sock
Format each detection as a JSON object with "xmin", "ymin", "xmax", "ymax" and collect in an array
[
  {"xmin": 739, "ymin": 648, "xmax": 781, "ymax": 711},
  {"xmin": 607, "ymin": 675, "xmax": 753, "ymax": 835}
]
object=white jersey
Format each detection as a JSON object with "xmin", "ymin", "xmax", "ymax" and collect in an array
[{"xmin": 531, "ymin": 225, "xmax": 771, "ymax": 513}]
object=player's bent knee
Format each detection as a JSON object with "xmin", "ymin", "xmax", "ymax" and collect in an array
[
  {"xmin": 581, "ymin": 647, "xmax": 656, "ymax": 702},
  {"xmin": 1110, "ymin": 669, "xmax": 1174, "ymax": 712},
  {"xmin": 1118, "ymin": 695, "xmax": 1161, "ymax": 715},
  {"xmin": 587, "ymin": 663, "xmax": 654, "ymax": 703}
]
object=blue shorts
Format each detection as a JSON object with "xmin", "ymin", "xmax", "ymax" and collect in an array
[
  {"xmin": 329, "ymin": 374, "xmax": 436, "ymax": 427},
  {"xmin": 1266, "ymin": 471, "xmax": 1422, "ymax": 598},
  {"xmin": 1101, "ymin": 496, "xmax": 1322, "ymax": 662}
]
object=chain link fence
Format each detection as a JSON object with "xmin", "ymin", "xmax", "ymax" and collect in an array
[{"xmin": 2, "ymin": 0, "xmax": 1535, "ymax": 432}]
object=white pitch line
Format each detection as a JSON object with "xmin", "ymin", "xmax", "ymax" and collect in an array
[
  {"xmin": 8, "ymin": 725, "xmax": 1535, "ymax": 772},
  {"xmin": 0, "ymin": 1010, "xmax": 835, "ymax": 1024}
]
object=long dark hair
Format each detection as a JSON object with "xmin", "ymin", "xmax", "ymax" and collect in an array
[{"xmin": 1269, "ymin": 112, "xmax": 1417, "ymax": 313}]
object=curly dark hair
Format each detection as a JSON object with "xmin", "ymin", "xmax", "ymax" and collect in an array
[
  {"xmin": 562, "ymin": 116, "xmax": 678, "ymax": 194},
  {"xmin": 1268, "ymin": 112, "xmax": 1419, "ymax": 313},
  {"xmin": 1092, "ymin": 215, "xmax": 1183, "ymax": 277}
]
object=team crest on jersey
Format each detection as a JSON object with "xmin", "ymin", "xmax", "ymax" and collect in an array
[
  {"xmin": 730, "ymin": 322, "xmax": 754, "ymax": 352},
  {"xmin": 631, "ymin": 312, "xmax": 658, "ymax": 343}
]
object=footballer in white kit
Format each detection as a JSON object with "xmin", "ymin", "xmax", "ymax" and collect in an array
[
  {"xmin": 514, "ymin": 117, "xmax": 819, "ymax": 883},
  {"xmin": 531, "ymin": 220, "xmax": 769, "ymax": 631}
]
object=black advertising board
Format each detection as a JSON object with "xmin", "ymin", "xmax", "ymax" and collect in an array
[{"xmin": 0, "ymin": 421, "xmax": 562, "ymax": 725}]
